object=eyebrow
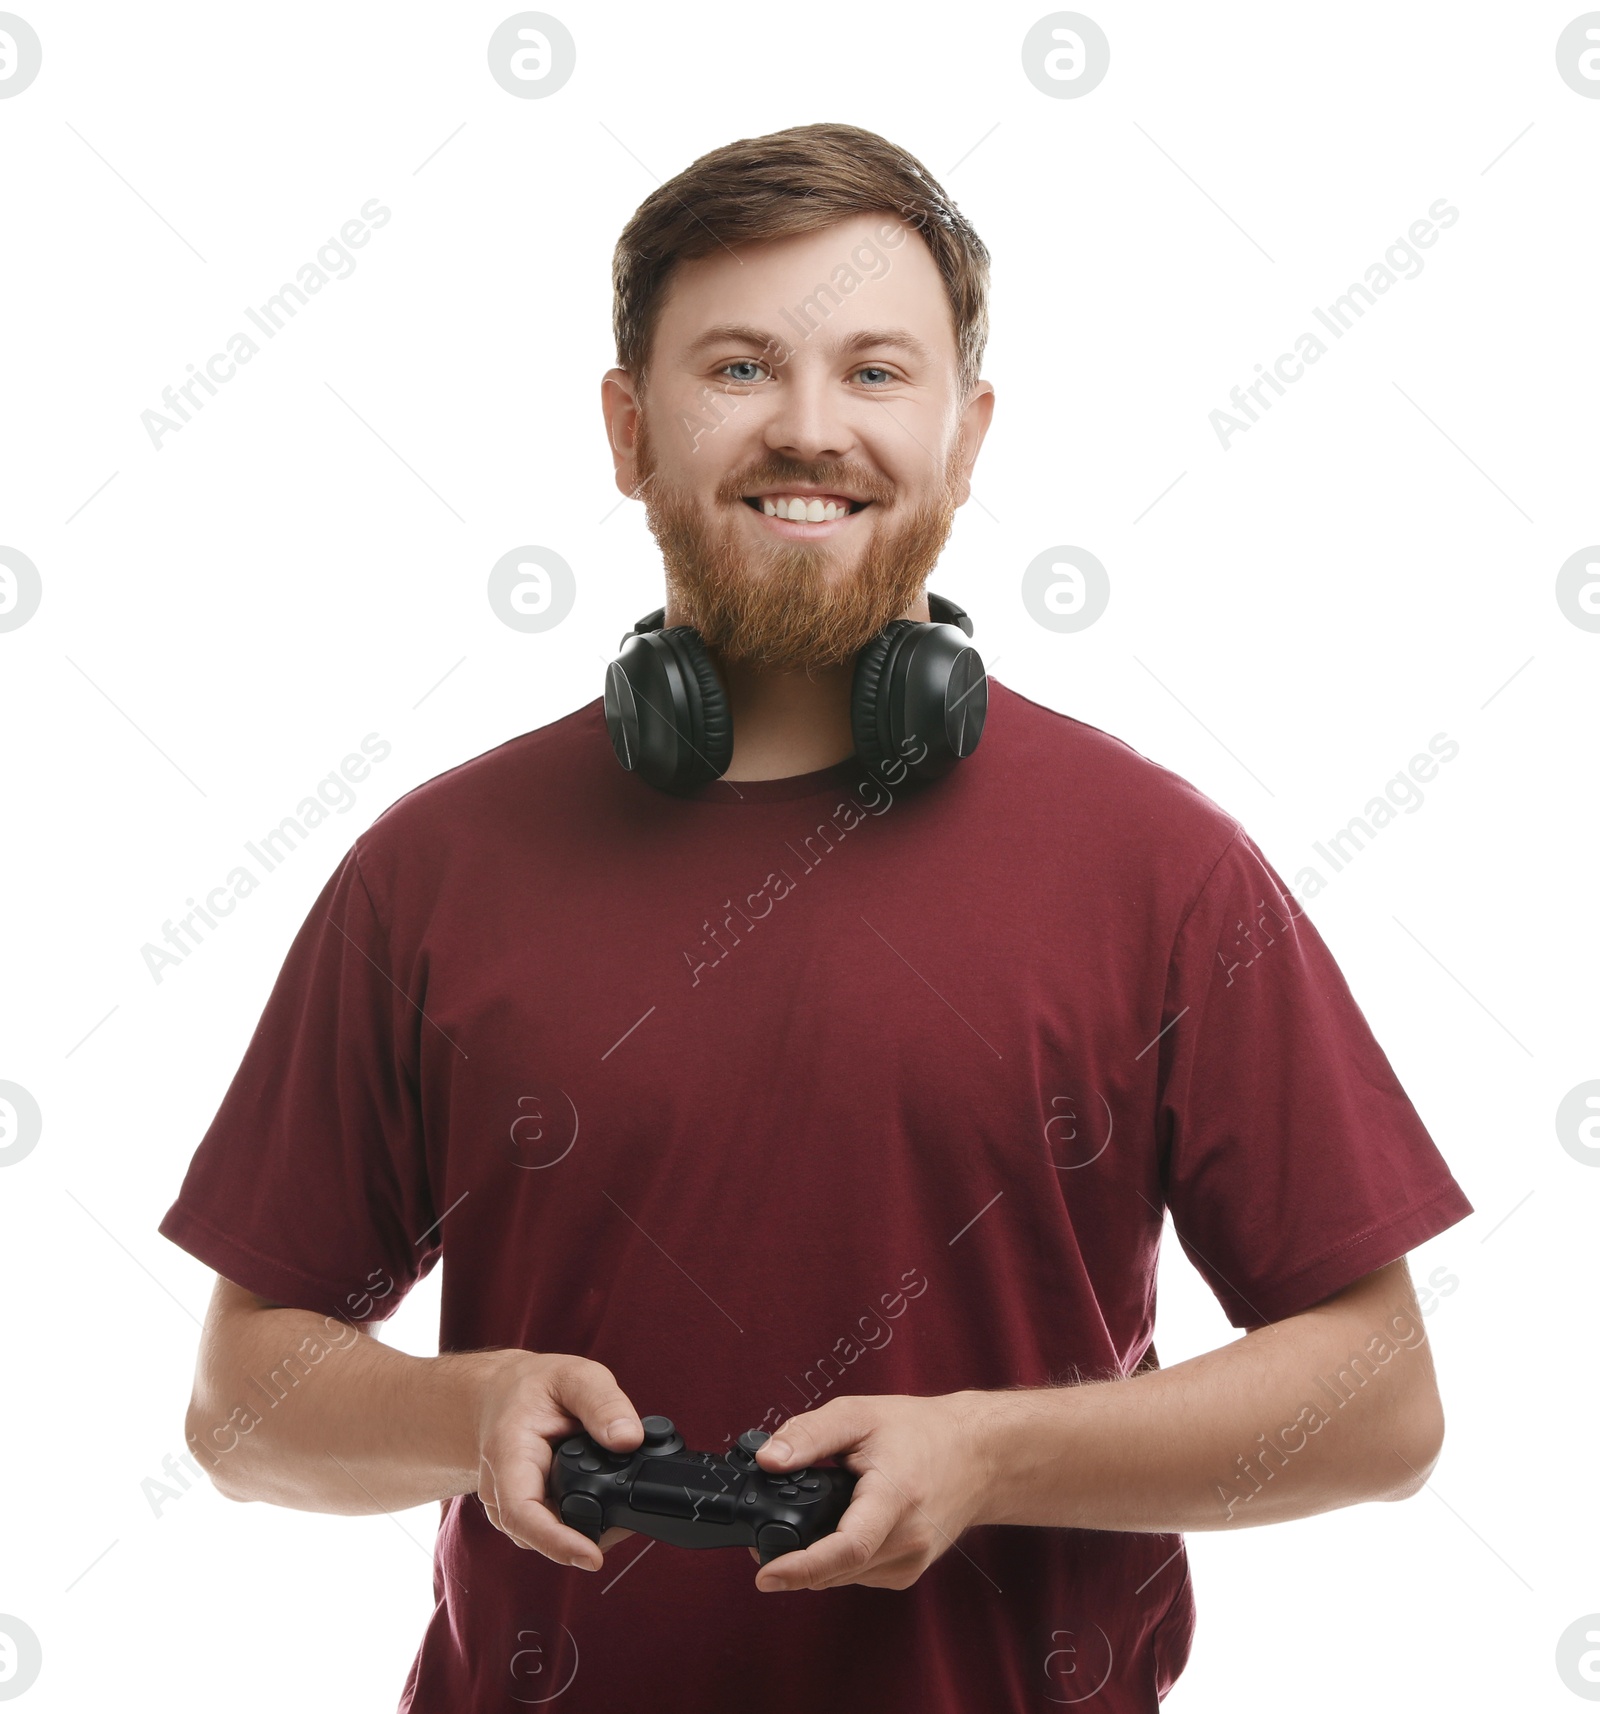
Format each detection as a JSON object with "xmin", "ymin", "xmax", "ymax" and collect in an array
[{"xmin": 684, "ymin": 323, "xmax": 936, "ymax": 365}]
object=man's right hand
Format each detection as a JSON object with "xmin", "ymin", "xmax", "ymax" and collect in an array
[{"xmin": 474, "ymin": 1350, "xmax": 644, "ymax": 1569}]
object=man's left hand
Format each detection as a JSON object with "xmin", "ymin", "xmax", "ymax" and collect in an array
[{"xmin": 748, "ymin": 1392, "xmax": 991, "ymax": 1592}]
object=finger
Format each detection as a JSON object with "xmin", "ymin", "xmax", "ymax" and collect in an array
[
  {"xmin": 755, "ymin": 1472, "xmax": 901, "ymax": 1592},
  {"xmin": 598, "ymin": 1526, "xmax": 636, "ymax": 1552},
  {"xmin": 757, "ymin": 1396, "xmax": 875, "ymax": 1472},
  {"xmin": 480, "ymin": 1438, "xmax": 605, "ymax": 1569},
  {"xmin": 547, "ymin": 1357, "xmax": 644, "ymax": 1452}
]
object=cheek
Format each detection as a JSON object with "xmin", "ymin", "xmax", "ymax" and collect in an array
[{"xmin": 874, "ymin": 435, "xmax": 946, "ymax": 500}]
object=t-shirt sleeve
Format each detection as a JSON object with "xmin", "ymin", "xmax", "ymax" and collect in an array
[
  {"xmin": 157, "ymin": 841, "xmax": 438, "ymax": 1325},
  {"xmin": 1155, "ymin": 828, "xmax": 1473, "ymax": 1329}
]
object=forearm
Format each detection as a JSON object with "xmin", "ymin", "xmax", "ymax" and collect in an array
[
  {"xmin": 187, "ymin": 1304, "xmax": 504, "ymax": 1514},
  {"xmin": 970, "ymin": 1264, "xmax": 1444, "ymax": 1533}
]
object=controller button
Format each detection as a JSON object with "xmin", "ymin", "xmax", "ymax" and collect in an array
[
  {"xmin": 779, "ymin": 1484, "xmax": 800, "ymax": 1497},
  {"xmin": 799, "ymin": 1478, "xmax": 821, "ymax": 1490},
  {"xmin": 559, "ymin": 1438, "xmax": 586, "ymax": 1457},
  {"xmin": 737, "ymin": 1430, "xmax": 771, "ymax": 1456},
  {"xmin": 640, "ymin": 1415, "xmax": 676, "ymax": 1439},
  {"xmin": 743, "ymin": 1490, "xmax": 758, "ymax": 1504},
  {"xmin": 578, "ymin": 1454, "xmax": 603, "ymax": 1472}
]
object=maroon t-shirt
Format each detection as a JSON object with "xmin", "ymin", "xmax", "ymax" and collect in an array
[{"xmin": 159, "ymin": 681, "xmax": 1472, "ymax": 1712}]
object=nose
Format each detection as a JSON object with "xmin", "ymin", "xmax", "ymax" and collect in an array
[{"xmin": 760, "ymin": 361, "xmax": 856, "ymax": 466}]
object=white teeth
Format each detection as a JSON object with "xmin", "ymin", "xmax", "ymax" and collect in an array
[{"xmin": 759, "ymin": 495, "xmax": 855, "ymax": 521}]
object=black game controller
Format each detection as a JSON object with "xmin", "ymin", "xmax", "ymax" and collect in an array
[{"xmin": 547, "ymin": 1416, "xmax": 857, "ymax": 1565}]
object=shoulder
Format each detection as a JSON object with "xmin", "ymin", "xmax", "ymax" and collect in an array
[
  {"xmin": 981, "ymin": 680, "xmax": 1244, "ymax": 890},
  {"xmin": 350, "ymin": 697, "xmax": 608, "ymax": 898}
]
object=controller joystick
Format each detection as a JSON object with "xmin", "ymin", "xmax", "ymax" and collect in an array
[
  {"xmin": 638, "ymin": 1414, "xmax": 684, "ymax": 1455},
  {"xmin": 730, "ymin": 1429, "xmax": 770, "ymax": 1466}
]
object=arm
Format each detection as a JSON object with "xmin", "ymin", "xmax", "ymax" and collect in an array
[
  {"xmin": 749, "ymin": 1258, "xmax": 1445, "ymax": 1592},
  {"xmin": 973, "ymin": 1255, "xmax": 1444, "ymax": 1531},
  {"xmin": 184, "ymin": 1274, "xmax": 645, "ymax": 1569}
]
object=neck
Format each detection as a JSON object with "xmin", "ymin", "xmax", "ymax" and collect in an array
[{"xmin": 663, "ymin": 593, "xmax": 931, "ymax": 781}]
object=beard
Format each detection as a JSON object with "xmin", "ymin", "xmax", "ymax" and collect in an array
[{"xmin": 631, "ymin": 409, "xmax": 967, "ymax": 674}]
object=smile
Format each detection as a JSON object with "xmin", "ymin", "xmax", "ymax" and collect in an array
[
  {"xmin": 741, "ymin": 494, "xmax": 873, "ymax": 536},
  {"xmin": 744, "ymin": 492, "xmax": 870, "ymax": 521}
]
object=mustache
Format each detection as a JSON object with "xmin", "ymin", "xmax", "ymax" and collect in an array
[{"xmin": 718, "ymin": 465, "xmax": 896, "ymax": 506}]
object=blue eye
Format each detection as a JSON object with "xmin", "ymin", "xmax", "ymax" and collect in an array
[
  {"xmin": 857, "ymin": 367, "xmax": 895, "ymax": 386},
  {"xmin": 720, "ymin": 361, "xmax": 766, "ymax": 383}
]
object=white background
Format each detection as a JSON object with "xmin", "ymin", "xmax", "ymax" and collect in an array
[{"xmin": 2, "ymin": 1, "xmax": 1596, "ymax": 1708}]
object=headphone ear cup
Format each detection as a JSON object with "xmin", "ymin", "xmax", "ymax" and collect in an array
[
  {"xmin": 850, "ymin": 621, "xmax": 910, "ymax": 776},
  {"xmin": 850, "ymin": 616, "xmax": 988, "ymax": 784},
  {"xmin": 658, "ymin": 626, "xmax": 734, "ymax": 786},
  {"xmin": 605, "ymin": 625, "xmax": 733, "ymax": 794}
]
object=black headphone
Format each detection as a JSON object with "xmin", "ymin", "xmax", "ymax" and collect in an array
[{"xmin": 603, "ymin": 593, "xmax": 988, "ymax": 796}]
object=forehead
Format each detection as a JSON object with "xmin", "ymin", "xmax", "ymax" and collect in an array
[{"xmin": 651, "ymin": 211, "xmax": 958, "ymax": 369}]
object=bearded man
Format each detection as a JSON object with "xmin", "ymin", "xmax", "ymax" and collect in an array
[{"xmin": 160, "ymin": 122, "xmax": 1470, "ymax": 1714}]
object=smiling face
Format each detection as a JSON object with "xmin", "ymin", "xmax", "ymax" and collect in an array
[{"xmin": 604, "ymin": 211, "xmax": 994, "ymax": 672}]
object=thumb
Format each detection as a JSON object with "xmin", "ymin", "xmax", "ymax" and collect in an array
[
  {"xmin": 549, "ymin": 1358, "xmax": 642, "ymax": 1451},
  {"xmin": 758, "ymin": 1397, "xmax": 870, "ymax": 1470}
]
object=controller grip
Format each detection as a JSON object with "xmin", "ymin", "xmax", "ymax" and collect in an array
[
  {"xmin": 558, "ymin": 1493, "xmax": 604, "ymax": 1542},
  {"xmin": 755, "ymin": 1522, "xmax": 804, "ymax": 1564}
]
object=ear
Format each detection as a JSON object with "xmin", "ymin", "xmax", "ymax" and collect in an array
[
  {"xmin": 601, "ymin": 367, "xmax": 645, "ymax": 501},
  {"xmin": 952, "ymin": 382, "xmax": 996, "ymax": 508}
]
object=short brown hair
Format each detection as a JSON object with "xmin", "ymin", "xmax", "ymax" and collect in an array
[{"xmin": 612, "ymin": 122, "xmax": 991, "ymax": 402}]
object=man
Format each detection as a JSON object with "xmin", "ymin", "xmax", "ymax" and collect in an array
[{"xmin": 161, "ymin": 123, "xmax": 1473, "ymax": 1712}]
